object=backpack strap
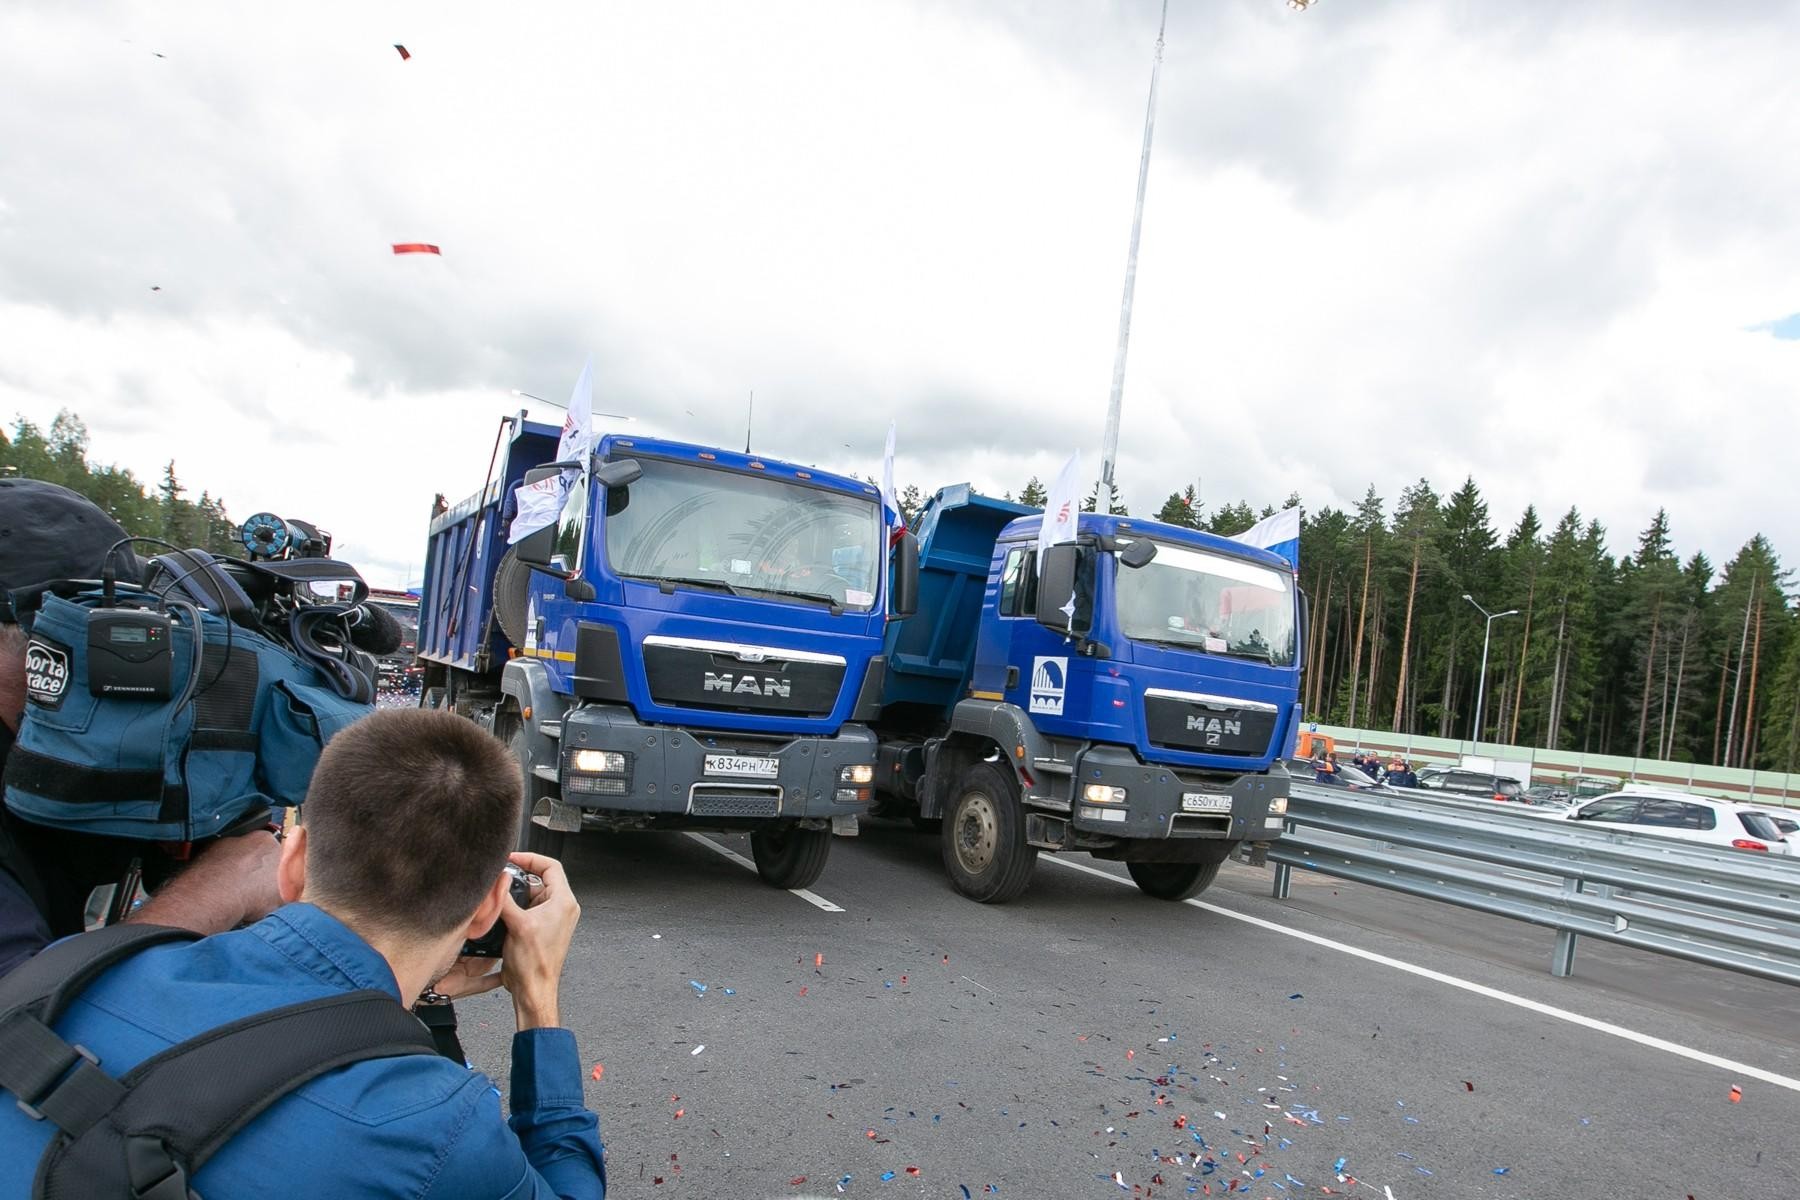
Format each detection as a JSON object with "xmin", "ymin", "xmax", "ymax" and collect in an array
[
  {"xmin": 143, "ymin": 551, "xmax": 258, "ymax": 628},
  {"xmin": 0, "ymin": 926, "xmax": 198, "ymax": 1141},
  {"xmin": 34, "ymin": 989, "xmax": 437, "ymax": 1200}
]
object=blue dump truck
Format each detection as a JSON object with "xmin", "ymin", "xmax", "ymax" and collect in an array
[
  {"xmin": 869, "ymin": 485, "xmax": 1301, "ymax": 903},
  {"xmin": 416, "ymin": 415, "xmax": 918, "ymax": 890}
]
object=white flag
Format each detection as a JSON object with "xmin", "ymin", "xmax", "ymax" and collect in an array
[
  {"xmin": 556, "ymin": 355, "xmax": 595, "ymax": 465},
  {"xmin": 508, "ymin": 356, "xmax": 595, "ymax": 544},
  {"xmin": 1037, "ymin": 450, "xmax": 1083, "ymax": 563},
  {"xmin": 881, "ymin": 420, "xmax": 902, "ymax": 533}
]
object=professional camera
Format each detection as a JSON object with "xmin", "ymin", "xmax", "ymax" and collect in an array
[
  {"xmin": 3, "ymin": 512, "xmax": 393, "ymax": 845},
  {"xmin": 461, "ymin": 863, "xmax": 544, "ymax": 958}
]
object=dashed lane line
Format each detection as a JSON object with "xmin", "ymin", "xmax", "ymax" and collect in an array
[
  {"xmin": 1042, "ymin": 854, "xmax": 1800, "ymax": 1094},
  {"xmin": 685, "ymin": 833, "xmax": 846, "ymax": 912}
]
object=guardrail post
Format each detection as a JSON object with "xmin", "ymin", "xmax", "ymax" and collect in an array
[
  {"xmin": 1550, "ymin": 877, "xmax": 1582, "ymax": 978},
  {"xmin": 1271, "ymin": 819, "xmax": 1293, "ymax": 900}
]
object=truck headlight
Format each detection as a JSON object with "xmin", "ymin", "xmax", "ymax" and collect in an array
[
  {"xmin": 569, "ymin": 749, "xmax": 627, "ymax": 775},
  {"xmin": 1269, "ymin": 796, "xmax": 1288, "ymax": 815},
  {"xmin": 1082, "ymin": 784, "xmax": 1127, "ymax": 804},
  {"xmin": 839, "ymin": 764, "xmax": 874, "ymax": 785}
]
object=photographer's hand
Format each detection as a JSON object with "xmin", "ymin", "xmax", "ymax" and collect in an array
[
  {"xmin": 498, "ymin": 852, "xmax": 579, "ymax": 1030},
  {"xmin": 130, "ymin": 828, "xmax": 282, "ymax": 933}
]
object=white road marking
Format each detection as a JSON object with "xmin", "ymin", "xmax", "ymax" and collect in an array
[
  {"xmin": 685, "ymin": 833, "xmax": 846, "ymax": 912},
  {"xmin": 1042, "ymin": 855, "xmax": 1800, "ymax": 1094}
]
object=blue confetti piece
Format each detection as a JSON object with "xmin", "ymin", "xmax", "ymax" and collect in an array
[
  {"xmin": 885, "ymin": 981, "xmax": 893, "ymax": 988},
  {"xmin": 933, "ymin": 1115, "xmax": 941, "ymax": 1123},
  {"xmin": 1396, "ymin": 1152, "xmax": 1414, "ymax": 1161},
  {"xmin": 689, "ymin": 980, "xmax": 706, "ymax": 994},
  {"xmin": 1404, "ymin": 1116, "xmax": 1419, "ymax": 1124},
  {"xmin": 1415, "ymin": 1167, "xmax": 1433, "ymax": 1177},
  {"xmin": 722, "ymin": 988, "xmax": 735, "ymax": 995},
  {"xmin": 1288, "ymin": 993, "xmax": 1303, "ymax": 1000},
  {"xmin": 881, "ymin": 1171, "xmax": 895, "ymax": 1181},
  {"xmin": 1494, "ymin": 1167, "xmax": 1510, "ymax": 1175},
  {"xmin": 961, "ymin": 1188, "xmax": 972, "ymax": 1200},
  {"xmin": 1285, "ymin": 1173, "xmax": 1305, "ymax": 1188},
  {"xmin": 1333, "ymin": 1157, "xmax": 1346, "ymax": 1173}
]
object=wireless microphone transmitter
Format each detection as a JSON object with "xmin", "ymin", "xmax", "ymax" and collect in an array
[{"xmin": 87, "ymin": 608, "xmax": 175, "ymax": 699}]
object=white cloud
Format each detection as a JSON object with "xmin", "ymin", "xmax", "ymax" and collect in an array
[{"xmin": 1, "ymin": 0, "xmax": 1796, "ymax": 585}]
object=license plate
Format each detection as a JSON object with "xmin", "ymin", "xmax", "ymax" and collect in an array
[
  {"xmin": 1181, "ymin": 792, "xmax": 1233, "ymax": 813},
  {"xmin": 704, "ymin": 754, "xmax": 779, "ymax": 779}
]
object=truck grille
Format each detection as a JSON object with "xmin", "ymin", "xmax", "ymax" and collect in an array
[
  {"xmin": 644, "ymin": 639, "xmax": 844, "ymax": 717},
  {"xmin": 689, "ymin": 786, "xmax": 783, "ymax": 819},
  {"xmin": 1144, "ymin": 692, "xmax": 1276, "ymax": 756}
]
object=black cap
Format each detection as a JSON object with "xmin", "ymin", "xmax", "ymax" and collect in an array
[{"xmin": 0, "ymin": 478, "xmax": 143, "ymax": 618}]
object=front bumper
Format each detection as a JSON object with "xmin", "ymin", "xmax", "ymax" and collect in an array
[
  {"xmin": 559, "ymin": 704, "xmax": 877, "ymax": 823},
  {"xmin": 1059, "ymin": 746, "xmax": 1289, "ymax": 843}
]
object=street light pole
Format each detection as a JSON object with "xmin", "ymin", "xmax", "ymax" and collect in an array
[{"xmin": 1464, "ymin": 594, "xmax": 1520, "ymax": 747}]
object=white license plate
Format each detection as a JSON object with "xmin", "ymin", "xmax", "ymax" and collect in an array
[
  {"xmin": 1181, "ymin": 792, "xmax": 1233, "ymax": 813},
  {"xmin": 705, "ymin": 754, "xmax": 779, "ymax": 779}
]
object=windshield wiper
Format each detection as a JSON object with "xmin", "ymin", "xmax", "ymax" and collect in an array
[
  {"xmin": 1131, "ymin": 634, "xmax": 1207, "ymax": 651},
  {"xmin": 642, "ymin": 575, "xmax": 744, "ymax": 597},
  {"xmin": 751, "ymin": 586, "xmax": 845, "ymax": 613}
]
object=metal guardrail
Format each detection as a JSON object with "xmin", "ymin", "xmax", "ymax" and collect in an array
[{"xmin": 1270, "ymin": 782, "xmax": 1800, "ymax": 984}]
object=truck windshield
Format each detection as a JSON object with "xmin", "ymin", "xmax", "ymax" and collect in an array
[
  {"xmin": 1115, "ymin": 542, "xmax": 1296, "ymax": 666},
  {"xmin": 605, "ymin": 457, "xmax": 882, "ymax": 612}
]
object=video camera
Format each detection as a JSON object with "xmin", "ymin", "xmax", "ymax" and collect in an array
[{"xmin": 3, "ymin": 513, "xmax": 393, "ymax": 845}]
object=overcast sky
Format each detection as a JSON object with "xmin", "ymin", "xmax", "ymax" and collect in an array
[{"xmin": 2, "ymin": 0, "xmax": 1795, "ymax": 588}]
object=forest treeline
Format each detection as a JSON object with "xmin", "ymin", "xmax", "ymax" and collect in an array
[
  {"xmin": 895, "ymin": 471, "xmax": 1797, "ymax": 773},
  {"xmin": 12, "ymin": 410, "xmax": 1795, "ymax": 771},
  {"xmin": 0, "ymin": 411, "xmax": 240, "ymax": 560}
]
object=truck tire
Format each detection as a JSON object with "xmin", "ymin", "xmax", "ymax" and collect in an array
[
  {"xmin": 507, "ymin": 725, "xmax": 567, "ymax": 859},
  {"xmin": 940, "ymin": 760, "xmax": 1036, "ymax": 903},
  {"xmin": 1126, "ymin": 858, "xmax": 1222, "ymax": 901},
  {"xmin": 750, "ymin": 826, "xmax": 831, "ymax": 890},
  {"xmin": 492, "ymin": 548, "xmax": 532, "ymax": 649}
]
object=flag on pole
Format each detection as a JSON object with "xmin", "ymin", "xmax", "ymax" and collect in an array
[
  {"xmin": 1228, "ymin": 506, "xmax": 1301, "ymax": 568},
  {"xmin": 1038, "ymin": 450, "xmax": 1083, "ymax": 562},
  {"xmin": 508, "ymin": 356, "xmax": 595, "ymax": 545},
  {"xmin": 881, "ymin": 420, "xmax": 904, "ymax": 544}
]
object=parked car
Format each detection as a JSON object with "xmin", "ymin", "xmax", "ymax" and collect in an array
[
  {"xmin": 1521, "ymin": 783, "xmax": 1573, "ymax": 808},
  {"xmin": 1289, "ymin": 759, "xmax": 1386, "ymax": 791},
  {"xmin": 1418, "ymin": 769, "xmax": 1527, "ymax": 803},
  {"xmin": 1563, "ymin": 788, "xmax": 1796, "ymax": 855}
]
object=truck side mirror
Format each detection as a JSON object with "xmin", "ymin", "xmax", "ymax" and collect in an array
[
  {"xmin": 594, "ymin": 458, "xmax": 643, "ymax": 489},
  {"xmin": 891, "ymin": 531, "xmax": 920, "ymax": 618},
  {"xmin": 1117, "ymin": 538, "xmax": 1157, "ymax": 569},
  {"xmin": 1035, "ymin": 543, "xmax": 1089, "ymax": 636},
  {"xmin": 513, "ymin": 522, "xmax": 563, "ymax": 573}
]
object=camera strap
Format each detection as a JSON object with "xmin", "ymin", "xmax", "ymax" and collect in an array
[{"xmin": 0, "ymin": 923, "xmax": 437, "ymax": 1200}]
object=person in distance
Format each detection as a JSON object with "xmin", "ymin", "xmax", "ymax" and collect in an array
[{"xmin": 0, "ymin": 707, "xmax": 606, "ymax": 1198}]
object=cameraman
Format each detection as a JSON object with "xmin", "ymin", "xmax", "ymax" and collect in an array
[
  {"xmin": 0, "ymin": 707, "xmax": 605, "ymax": 1197},
  {"xmin": 0, "ymin": 479, "xmax": 281, "ymax": 974}
]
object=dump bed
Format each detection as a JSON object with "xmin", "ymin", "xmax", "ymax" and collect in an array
[
  {"xmin": 416, "ymin": 416, "xmax": 560, "ymax": 672},
  {"xmin": 878, "ymin": 484, "xmax": 1032, "ymax": 719}
]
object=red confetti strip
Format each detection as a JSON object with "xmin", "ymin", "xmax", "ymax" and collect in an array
[
  {"xmin": 1463, "ymin": 1081, "xmax": 1475, "ymax": 1092},
  {"xmin": 815, "ymin": 953, "xmax": 824, "ymax": 967},
  {"xmin": 905, "ymin": 1166, "xmax": 921, "ymax": 1177},
  {"xmin": 673, "ymin": 1108, "xmax": 685, "ymax": 1119},
  {"xmin": 790, "ymin": 1178, "xmax": 808, "ymax": 1188},
  {"xmin": 394, "ymin": 43, "xmax": 411, "ymax": 60},
  {"xmin": 1126, "ymin": 1050, "xmax": 1135, "ymax": 1060},
  {"xmin": 798, "ymin": 986, "xmax": 808, "ymax": 997},
  {"xmin": 1729, "ymin": 1085, "xmax": 1743, "ymax": 1103},
  {"xmin": 391, "ymin": 243, "xmax": 441, "ymax": 255},
  {"xmin": 589, "ymin": 1063, "xmax": 604, "ymax": 1081}
]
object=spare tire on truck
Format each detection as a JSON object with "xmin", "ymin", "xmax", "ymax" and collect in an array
[{"xmin": 492, "ymin": 547, "xmax": 533, "ymax": 650}]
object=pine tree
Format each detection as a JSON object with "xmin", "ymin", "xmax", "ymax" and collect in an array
[{"xmin": 1018, "ymin": 476, "xmax": 1047, "ymax": 508}]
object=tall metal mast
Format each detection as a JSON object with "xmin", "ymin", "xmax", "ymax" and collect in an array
[{"xmin": 1098, "ymin": 0, "xmax": 1170, "ymax": 503}]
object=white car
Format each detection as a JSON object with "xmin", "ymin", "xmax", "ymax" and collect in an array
[{"xmin": 1563, "ymin": 787, "xmax": 1796, "ymax": 855}]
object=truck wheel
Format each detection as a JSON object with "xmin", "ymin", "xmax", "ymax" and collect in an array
[
  {"xmin": 750, "ymin": 826, "xmax": 831, "ymax": 890},
  {"xmin": 507, "ymin": 725, "xmax": 567, "ymax": 859},
  {"xmin": 940, "ymin": 761, "xmax": 1036, "ymax": 903},
  {"xmin": 1126, "ymin": 858, "xmax": 1222, "ymax": 901}
]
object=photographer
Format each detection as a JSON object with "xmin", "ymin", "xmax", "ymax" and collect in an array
[
  {"xmin": 0, "ymin": 479, "xmax": 281, "ymax": 975},
  {"xmin": 0, "ymin": 707, "xmax": 605, "ymax": 1197}
]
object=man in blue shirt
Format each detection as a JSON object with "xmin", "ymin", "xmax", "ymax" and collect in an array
[{"xmin": 0, "ymin": 707, "xmax": 606, "ymax": 1198}]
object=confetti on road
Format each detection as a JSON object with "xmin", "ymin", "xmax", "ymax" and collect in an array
[
  {"xmin": 1463, "ymin": 1081, "xmax": 1475, "ymax": 1091},
  {"xmin": 589, "ymin": 1063, "xmax": 604, "ymax": 1081},
  {"xmin": 393, "ymin": 43, "xmax": 410, "ymax": 60},
  {"xmin": 690, "ymin": 981, "xmax": 707, "ymax": 995},
  {"xmin": 790, "ymin": 1177, "xmax": 807, "ymax": 1187},
  {"xmin": 1288, "ymin": 994, "xmax": 1303, "ymax": 1000},
  {"xmin": 816, "ymin": 953, "xmax": 825, "ymax": 967},
  {"xmin": 1730, "ymin": 1085, "xmax": 1743, "ymax": 1103},
  {"xmin": 673, "ymin": 1109, "xmax": 685, "ymax": 1120},
  {"xmin": 391, "ymin": 243, "xmax": 441, "ymax": 255},
  {"xmin": 691, "ymin": 1045, "xmax": 705, "ymax": 1056}
]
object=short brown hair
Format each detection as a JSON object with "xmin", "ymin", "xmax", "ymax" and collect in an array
[{"xmin": 301, "ymin": 708, "xmax": 520, "ymax": 940}]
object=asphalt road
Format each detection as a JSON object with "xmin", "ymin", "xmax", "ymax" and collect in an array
[{"xmin": 455, "ymin": 821, "xmax": 1800, "ymax": 1199}]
